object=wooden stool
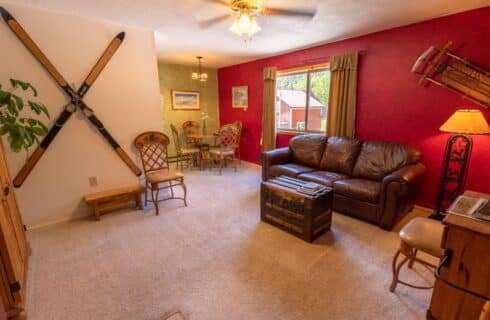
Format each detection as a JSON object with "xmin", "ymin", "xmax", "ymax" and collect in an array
[
  {"xmin": 84, "ymin": 185, "xmax": 146, "ymax": 220},
  {"xmin": 390, "ymin": 217, "xmax": 444, "ymax": 292}
]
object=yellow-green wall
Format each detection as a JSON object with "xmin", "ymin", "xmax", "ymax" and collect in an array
[{"xmin": 158, "ymin": 62, "xmax": 220, "ymax": 155}]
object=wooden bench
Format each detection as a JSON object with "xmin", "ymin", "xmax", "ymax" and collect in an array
[{"xmin": 84, "ymin": 185, "xmax": 146, "ymax": 220}]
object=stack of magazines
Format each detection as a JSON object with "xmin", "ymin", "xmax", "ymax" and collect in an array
[
  {"xmin": 296, "ymin": 182, "xmax": 327, "ymax": 196},
  {"xmin": 447, "ymin": 195, "xmax": 490, "ymax": 222}
]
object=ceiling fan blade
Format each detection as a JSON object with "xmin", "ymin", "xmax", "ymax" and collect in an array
[
  {"xmin": 202, "ymin": 0, "xmax": 229, "ymax": 7},
  {"xmin": 262, "ymin": 7, "xmax": 317, "ymax": 18},
  {"xmin": 198, "ymin": 14, "xmax": 231, "ymax": 28}
]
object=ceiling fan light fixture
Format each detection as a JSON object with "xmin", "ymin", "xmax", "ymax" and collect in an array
[{"xmin": 229, "ymin": 13, "xmax": 261, "ymax": 41}]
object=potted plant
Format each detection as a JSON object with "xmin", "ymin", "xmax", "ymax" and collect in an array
[{"xmin": 0, "ymin": 79, "xmax": 49, "ymax": 155}]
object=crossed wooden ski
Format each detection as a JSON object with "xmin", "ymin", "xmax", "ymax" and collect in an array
[{"xmin": 0, "ymin": 7, "xmax": 142, "ymax": 187}]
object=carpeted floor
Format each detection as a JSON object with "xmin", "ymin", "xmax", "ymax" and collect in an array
[{"xmin": 26, "ymin": 163, "xmax": 434, "ymax": 320}]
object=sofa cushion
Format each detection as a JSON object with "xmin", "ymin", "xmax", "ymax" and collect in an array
[
  {"xmin": 333, "ymin": 179, "xmax": 381, "ymax": 203},
  {"xmin": 289, "ymin": 134, "xmax": 328, "ymax": 168},
  {"xmin": 269, "ymin": 163, "xmax": 315, "ymax": 178},
  {"xmin": 319, "ymin": 136, "xmax": 362, "ymax": 175},
  {"xmin": 353, "ymin": 141, "xmax": 421, "ymax": 181},
  {"xmin": 298, "ymin": 171, "xmax": 350, "ymax": 187}
]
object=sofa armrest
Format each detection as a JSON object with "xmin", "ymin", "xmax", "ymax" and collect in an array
[
  {"xmin": 378, "ymin": 163, "xmax": 427, "ymax": 229},
  {"xmin": 260, "ymin": 147, "xmax": 291, "ymax": 181},
  {"xmin": 383, "ymin": 163, "xmax": 427, "ymax": 189}
]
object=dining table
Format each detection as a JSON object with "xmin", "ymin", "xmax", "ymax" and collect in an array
[
  {"xmin": 185, "ymin": 133, "xmax": 218, "ymax": 140},
  {"xmin": 185, "ymin": 133, "xmax": 218, "ymax": 170}
]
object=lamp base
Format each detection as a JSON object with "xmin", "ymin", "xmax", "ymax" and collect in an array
[
  {"xmin": 428, "ymin": 212, "xmax": 445, "ymax": 221},
  {"xmin": 433, "ymin": 134, "xmax": 472, "ymax": 217}
]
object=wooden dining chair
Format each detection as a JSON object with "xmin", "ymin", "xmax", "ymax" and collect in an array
[
  {"xmin": 209, "ymin": 122, "xmax": 241, "ymax": 175},
  {"xmin": 170, "ymin": 124, "xmax": 200, "ymax": 170},
  {"xmin": 134, "ymin": 132, "xmax": 187, "ymax": 215},
  {"xmin": 182, "ymin": 121, "xmax": 200, "ymax": 147}
]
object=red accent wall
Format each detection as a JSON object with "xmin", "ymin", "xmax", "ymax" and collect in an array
[{"xmin": 218, "ymin": 7, "xmax": 490, "ymax": 208}]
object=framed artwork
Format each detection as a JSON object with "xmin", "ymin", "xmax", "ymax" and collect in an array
[
  {"xmin": 171, "ymin": 90, "xmax": 200, "ymax": 110},
  {"xmin": 232, "ymin": 86, "xmax": 248, "ymax": 110}
]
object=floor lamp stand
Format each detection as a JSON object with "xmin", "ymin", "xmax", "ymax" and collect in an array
[{"xmin": 430, "ymin": 134, "xmax": 472, "ymax": 220}]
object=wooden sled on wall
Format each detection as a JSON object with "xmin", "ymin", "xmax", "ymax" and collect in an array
[{"xmin": 412, "ymin": 41, "xmax": 490, "ymax": 108}]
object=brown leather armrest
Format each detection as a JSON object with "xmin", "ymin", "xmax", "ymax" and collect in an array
[
  {"xmin": 378, "ymin": 163, "xmax": 427, "ymax": 229},
  {"xmin": 383, "ymin": 162, "xmax": 427, "ymax": 189},
  {"xmin": 260, "ymin": 147, "xmax": 291, "ymax": 180}
]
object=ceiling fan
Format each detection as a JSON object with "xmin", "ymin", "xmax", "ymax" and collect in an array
[{"xmin": 200, "ymin": 0, "xmax": 317, "ymax": 41}]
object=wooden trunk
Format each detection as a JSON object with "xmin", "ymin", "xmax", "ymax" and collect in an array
[
  {"xmin": 0, "ymin": 141, "xmax": 29, "ymax": 319},
  {"xmin": 260, "ymin": 177, "xmax": 333, "ymax": 242}
]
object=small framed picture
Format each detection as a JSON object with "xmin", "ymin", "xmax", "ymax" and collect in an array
[
  {"xmin": 171, "ymin": 90, "xmax": 200, "ymax": 110},
  {"xmin": 232, "ymin": 86, "xmax": 248, "ymax": 110}
]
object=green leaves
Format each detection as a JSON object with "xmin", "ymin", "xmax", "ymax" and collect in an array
[
  {"xmin": 0, "ymin": 79, "xmax": 49, "ymax": 154},
  {"xmin": 28, "ymin": 101, "xmax": 50, "ymax": 118},
  {"xmin": 10, "ymin": 79, "xmax": 38, "ymax": 96}
]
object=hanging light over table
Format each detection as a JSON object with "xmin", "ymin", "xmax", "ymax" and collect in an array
[{"xmin": 191, "ymin": 56, "xmax": 208, "ymax": 82}]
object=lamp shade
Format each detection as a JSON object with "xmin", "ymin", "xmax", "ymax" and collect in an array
[{"xmin": 439, "ymin": 109, "xmax": 490, "ymax": 134}]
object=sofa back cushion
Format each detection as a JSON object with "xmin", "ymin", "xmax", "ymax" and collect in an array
[
  {"xmin": 289, "ymin": 134, "xmax": 328, "ymax": 168},
  {"xmin": 319, "ymin": 136, "xmax": 362, "ymax": 175},
  {"xmin": 353, "ymin": 141, "xmax": 421, "ymax": 181}
]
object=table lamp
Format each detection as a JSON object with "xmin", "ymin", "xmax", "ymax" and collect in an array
[{"xmin": 432, "ymin": 109, "xmax": 490, "ymax": 219}]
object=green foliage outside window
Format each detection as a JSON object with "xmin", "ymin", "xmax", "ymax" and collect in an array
[{"xmin": 276, "ymin": 70, "xmax": 331, "ymax": 105}]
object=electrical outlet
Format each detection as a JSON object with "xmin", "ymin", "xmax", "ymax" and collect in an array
[{"xmin": 89, "ymin": 176, "xmax": 98, "ymax": 186}]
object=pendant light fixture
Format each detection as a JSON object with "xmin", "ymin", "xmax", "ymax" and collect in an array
[{"xmin": 191, "ymin": 56, "xmax": 208, "ymax": 82}]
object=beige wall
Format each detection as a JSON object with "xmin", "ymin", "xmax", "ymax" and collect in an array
[
  {"xmin": 0, "ymin": 3, "xmax": 162, "ymax": 227},
  {"xmin": 158, "ymin": 63, "xmax": 219, "ymax": 155}
]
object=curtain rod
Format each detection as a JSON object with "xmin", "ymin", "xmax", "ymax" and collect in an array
[
  {"xmin": 302, "ymin": 49, "xmax": 368, "ymax": 64},
  {"xmin": 261, "ymin": 50, "xmax": 368, "ymax": 71}
]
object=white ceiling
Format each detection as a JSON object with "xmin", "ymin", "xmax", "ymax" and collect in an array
[{"xmin": 3, "ymin": 0, "xmax": 489, "ymax": 68}]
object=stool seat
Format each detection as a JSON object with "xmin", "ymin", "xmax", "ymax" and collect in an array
[{"xmin": 400, "ymin": 217, "xmax": 444, "ymax": 257}]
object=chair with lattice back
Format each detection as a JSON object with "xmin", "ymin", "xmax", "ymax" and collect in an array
[
  {"xmin": 182, "ymin": 121, "xmax": 200, "ymax": 147},
  {"xmin": 209, "ymin": 121, "xmax": 242, "ymax": 175},
  {"xmin": 134, "ymin": 131, "xmax": 187, "ymax": 215},
  {"xmin": 170, "ymin": 124, "xmax": 200, "ymax": 170}
]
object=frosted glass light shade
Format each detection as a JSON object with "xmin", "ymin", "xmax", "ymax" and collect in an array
[{"xmin": 229, "ymin": 13, "xmax": 261, "ymax": 41}]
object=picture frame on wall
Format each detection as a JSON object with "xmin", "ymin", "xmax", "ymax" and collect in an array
[
  {"xmin": 232, "ymin": 86, "xmax": 248, "ymax": 110},
  {"xmin": 171, "ymin": 90, "xmax": 200, "ymax": 110}
]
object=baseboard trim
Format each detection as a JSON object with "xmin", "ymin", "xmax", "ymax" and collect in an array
[
  {"xmin": 414, "ymin": 204, "xmax": 433, "ymax": 215},
  {"xmin": 26, "ymin": 213, "xmax": 89, "ymax": 231}
]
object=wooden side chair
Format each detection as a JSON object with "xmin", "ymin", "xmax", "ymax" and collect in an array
[
  {"xmin": 170, "ymin": 124, "xmax": 200, "ymax": 170},
  {"xmin": 134, "ymin": 132, "xmax": 187, "ymax": 215},
  {"xmin": 209, "ymin": 122, "xmax": 241, "ymax": 175},
  {"xmin": 390, "ymin": 217, "xmax": 444, "ymax": 292},
  {"xmin": 182, "ymin": 120, "xmax": 200, "ymax": 147}
]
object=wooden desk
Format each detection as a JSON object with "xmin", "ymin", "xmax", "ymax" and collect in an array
[{"xmin": 428, "ymin": 191, "xmax": 490, "ymax": 320}]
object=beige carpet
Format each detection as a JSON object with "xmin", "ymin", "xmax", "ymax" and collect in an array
[{"xmin": 26, "ymin": 163, "xmax": 434, "ymax": 320}]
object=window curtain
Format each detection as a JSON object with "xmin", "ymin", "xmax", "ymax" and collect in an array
[
  {"xmin": 327, "ymin": 51, "xmax": 359, "ymax": 137},
  {"xmin": 262, "ymin": 67, "xmax": 277, "ymax": 152}
]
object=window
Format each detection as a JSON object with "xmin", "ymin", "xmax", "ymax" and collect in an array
[{"xmin": 275, "ymin": 66, "xmax": 331, "ymax": 133}]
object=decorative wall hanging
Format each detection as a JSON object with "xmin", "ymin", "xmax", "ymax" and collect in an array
[
  {"xmin": 412, "ymin": 41, "xmax": 490, "ymax": 108},
  {"xmin": 232, "ymin": 86, "xmax": 248, "ymax": 110},
  {"xmin": 171, "ymin": 90, "xmax": 200, "ymax": 110},
  {"xmin": 0, "ymin": 7, "xmax": 142, "ymax": 187}
]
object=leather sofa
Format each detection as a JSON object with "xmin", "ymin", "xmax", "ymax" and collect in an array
[{"xmin": 261, "ymin": 134, "xmax": 427, "ymax": 230}]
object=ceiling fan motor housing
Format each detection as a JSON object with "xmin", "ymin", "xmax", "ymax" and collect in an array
[{"xmin": 230, "ymin": 0, "xmax": 263, "ymax": 15}]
